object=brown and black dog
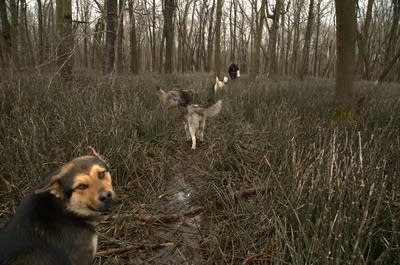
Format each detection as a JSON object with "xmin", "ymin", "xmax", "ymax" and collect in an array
[{"xmin": 0, "ymin": 147, "xmax": 118, "ymax": 265}]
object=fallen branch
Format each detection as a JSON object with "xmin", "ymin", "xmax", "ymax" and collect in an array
[
  {"xmin": 233, "ymin": 187, "xmax": 268, "ymax": 199},
  {"xmin": 96, "ymin": 242, "xmax": 175, "ymax": 256},
  {"xmin": 242, "ymin": 253, "xmax": 263, "ymax": 265},
  {"xmin": 134, "ymin": 206, "xmax": 204, "ymax": 224}
]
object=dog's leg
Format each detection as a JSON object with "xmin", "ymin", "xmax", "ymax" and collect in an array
[
  {"xmin": 184, "ymin": 121, "xmax": 191, "ymax": 141},
  {"xmin": 189, "ymin": 125, "xmax": 197, "ymax": 150},
  {"xmin": 198, "ymin": 119, "xmax": 206, "ymax": 142}
]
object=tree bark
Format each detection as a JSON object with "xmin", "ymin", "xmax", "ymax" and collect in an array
[
  {"xmin": 105, "ymin": 0, "xmax": 117, "ymax": 73},
  {"xmin": 0, "ymin": 0, "xmax": 11, "ymax": 65},
  {"xmin": 128, "ymin": 0, "xmax": 138, "ymax": 74},
  {"xmin": 250, "ymin": 1, "xmax": 266, "ymax": 78},
  {"xmin": 298, "ymin": 0, "xmax": 314, "ymax": 80},
  {"xmin": 92, "ymin": 18, "xmax": 104, "ymax": 70},
  {"xmin": 214, "ymin": 0, "xmax": 223, "ymax": 77},
  {"xmin": 164, "ymin": 0, "xmax": 175, "ymax": 73},
  {"xmin": 356, "ymin": 0, "xmax": 373, "ymax": 80},
  {"xmin": 56, "ymin": 0, "xmax": 73, "ymax": 78},
  {"xmin": 333, "ymin": 0, "xmax": 356, "ymax": 122},
  {"xmin": 290, "ymin": 0, "xmax": 304, "ymax": 75},
  {"xmin": 116, "ymin": 0, "xmax": 124, "ymax": 73},
  {"xmin": 266, "ymin": 0, "xmax": 283, "ymax": 76},
  {"xmin": 36, "ymin": 0, "xmax": 44, "ymax": 64},
  {"xmin": 206, "ymin": 0, "xmax": 215, "ymax": 72},
  {"xmin": 312, "ymin": 0, "xmax": 321, "ymax": 77}
]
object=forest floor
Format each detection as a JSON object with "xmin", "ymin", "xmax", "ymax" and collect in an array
[{"xmin": 94, "ymin": 120, "xmax": 212, "ymax": 265}]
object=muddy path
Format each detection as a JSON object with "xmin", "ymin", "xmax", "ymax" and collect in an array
[
  {"xmin": 145, "ymin": 144, "xmax": 208, "ymax": 264},
  {"xmin": 95, "ymin": 139, "xmax": 211, "ymax": 265}
]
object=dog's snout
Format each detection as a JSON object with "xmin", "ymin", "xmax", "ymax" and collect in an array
[{"xmin": 98, "ymin": 190, "xmax": 114, "ymax": 202}]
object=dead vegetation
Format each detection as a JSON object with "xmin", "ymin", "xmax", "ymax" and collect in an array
[{"xmin": 1, "ymin": 73, "xmax": 399, "ymax": 264}]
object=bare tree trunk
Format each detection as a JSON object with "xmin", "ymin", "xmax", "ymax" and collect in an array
[
  {"xmin": 56, "ymin": 0, "xmax": 73, "ymax": 78},
  {"xmin": 206, "ymin": 0, "xmax": 215, "ymax": 72},
  {"xmin": 20, "ymin": 0, "xmax": 35, "ymax": 65},
  {"xmin": 116, "ymin": 0, "xmax": 124, "ymax": 73},
  {"xmin": 10, "ymin": 0, "xmax": 19, "ymax": 66},
  {"xmin": 333, "ymin": 0, "xmax": 356, "ymax": 122},
  {"xmin": 266, "ymin": 0, "xmax": 283, "ymax": 76},
  {"xmin": 105, "ymin": 0, "xmax": 117, "ymax": 73},
  {"xmin": 92, "ymin": 18, "xmax": 104, "ymax": 70},
  {"xmin": 164, "ymin": 0, "xmax": 175, "ymax": 73},
  {"xmin": 356, "ymin": 0, "xmax": 373, "ymax": 80},
  {"xmin": 0, "ymin": 0, "xmax": 11, "ymax": 65},
  {"xmin": 128, "ymin": 0, "xmax": 138, "ymax": 74},
  {"xmin": 36, "ymin": 0, "xmax": 44, "ymax": 64},
  {"xmin": 298, "ymin": 0, "xmax": 314, "ymax": 80},
  {"xmin": 151, "ymin": 0, "xmax": 157, "ymax": 71},
  {"xmin": 378, "ymin": 49, "xmax": 400, "ymax": 82},
  {"xmin": 214, "ymin": 0, "xmax": 223, "ymax": 77},
  {"xmin": 291, "ymin": 0, "xmax": 304, "ymax": 75},
  {"xmin": 250, "ymin": 0, "xmax": 266, "ymax": 78},
  {"xmin": 313, "ymin": 0, "xmax": 321, "ymax": 77},
  {"xmin": 383, "ymin": 0, "xmax": 399, "ymax": 78}
]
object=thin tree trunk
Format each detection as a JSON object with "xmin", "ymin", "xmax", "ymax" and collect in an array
[
  {"xmin": 214, "ymin": 0, "xmax": 223, "ymax": 77},
  {"xmin": 0, "ymin": 0, "xmax": 11, "ymax": 65},
  {"xmin": 37, "ymin": 0, "xmax": 44, "ymax": 64},
  {"xmin": 128, "ymin": 0, "xmax": 138, "ymax": 74},
  {"xmin": 10, "ymin": 0, "xmax": 19, "ymax": 66},
  {"xmin": 105, "ymin": 0, "xmax": 117, "ymax": 73},
  {"xmin": 92, "ymin": 18, "xmax": 104, "ymax": 70},
  {"xmin": 116, "ymin": 0, "xmax": 124, "ymax": 73},
  {"xmin": 206, "ymin": 0, "xmax": 215, "ymax": 72},
  {"xmin": 356, "ymin": 0, "xmax": 373, "ymax": 80},
  {"xmin": 378, "ymin": 48, "xmax": 400, "ymax": 82},
  {"xmin": 384, "ymin": 0, "xmax": 399, "ymax": 78},
  {"xmin": 298, "ymin": 0, "xmax": 314, "ymax": 80},
  {"xmin": 291, "ymin": 0, "xmax": 304, "ymax": 75},
  {"xmin": 56, "ymin": 0, "xmax": 73, "ymax": 78},
  {"xmin": 266, "ymin": 0, "xmax": 283, "ymax": 76},
  {"xmin": 250, "ymin": 0, "xmax": 265, "ymax": 78},
  {"xmin": 151, "ymin": 0, "xmax": 157, "ymax": 71},
  {"xmin": 164, "ymin": 0, "xmax": 175, "ymax": 73},
  {"xmin": 313, "ymin": 0, "xmax": 321, "ymax": 77}
]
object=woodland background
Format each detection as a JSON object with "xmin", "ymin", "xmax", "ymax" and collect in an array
[
  {"xmin": 0, "ymin": 0, "xmax": 399, "ymax": 81},
  {"xmin": 0, "ymin": 0, "xmax": 400, "ymax": 264}
]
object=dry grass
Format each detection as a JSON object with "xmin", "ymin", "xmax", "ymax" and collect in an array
[{"xmin": 0, "ymin": 72, "xmax": 399, "ymax": 264}]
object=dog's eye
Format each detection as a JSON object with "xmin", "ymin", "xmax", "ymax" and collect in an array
[
  {"xmin": 76, "ymin": 184, "xmax": 88, "ymax": 190},
  {"xmin": 98, "ymin": 171, "xmax": 106, "ymax": 180}
]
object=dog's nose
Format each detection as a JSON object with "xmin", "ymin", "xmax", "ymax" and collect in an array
[{"xmin": 98, "ymin": 190, "xmax": 114, "ymax": 202}]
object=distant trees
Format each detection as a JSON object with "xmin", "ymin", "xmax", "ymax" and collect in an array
[{"xmin": 0, "ymin": 0, "xmax": 398, "ymax": 82}]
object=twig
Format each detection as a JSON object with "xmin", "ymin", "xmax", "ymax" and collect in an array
[
  {"xmin": 134, "ymin": 206, "xmax": 204, "ymax": 223},
  {"xmin": 242, "ymin": 253, "xmax": 263, "ymax": 265},
  {"xmin": 96, "ymin": 242, "xmax": 175, "ymax": 256}
]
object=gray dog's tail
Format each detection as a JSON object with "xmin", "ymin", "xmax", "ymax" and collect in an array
[{"xmin": 204, "ymin": 100, "xmax": 222, "ymax": 117}]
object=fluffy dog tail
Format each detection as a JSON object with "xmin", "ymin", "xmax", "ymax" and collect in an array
[{"xmin": 204, "ymin": 100, "xmax": 222, "ymax": 117}]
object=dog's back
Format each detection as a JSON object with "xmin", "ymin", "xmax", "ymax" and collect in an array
[
  {"xmin": 0, "ymin": 192, "xmax": 96, "ymax": 265},
  {"xmin": 0, "ymin": 194, "xmax": 75, "ymax": 265}
]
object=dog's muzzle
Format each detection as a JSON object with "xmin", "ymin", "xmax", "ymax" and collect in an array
[{"xmin": 97, "ymin": 191, "xmax": 119, "ymax": 213}]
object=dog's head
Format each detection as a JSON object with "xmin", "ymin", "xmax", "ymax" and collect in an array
[
  {"xmin": 35, "ymin": 147, "xmax": 117, "ymax": 219},
  {"xmin": 223, "ymin": 76, "xmax": 229, "ymax": 84},
  {"xmin": 157, "ymin": 87, "xmax": 194, "ymax": 108}
]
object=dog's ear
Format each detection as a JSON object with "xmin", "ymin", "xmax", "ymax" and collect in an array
[
  {"xmin": 86, "ymin": 146, "xmax": 107, "ymax": 162},
  {"xmin": 35, "ymin": 174, "xmax": 64, "ymax": 198}
]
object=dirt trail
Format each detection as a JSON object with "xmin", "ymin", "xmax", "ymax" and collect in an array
[{"xmin": 146, "ymin": 145, "xmax": 207, "ymax": 264}]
